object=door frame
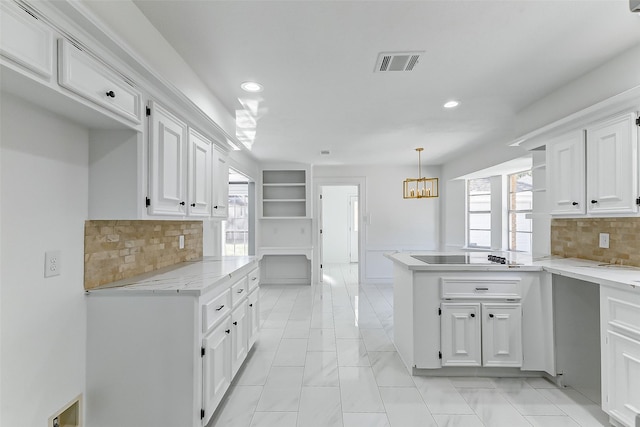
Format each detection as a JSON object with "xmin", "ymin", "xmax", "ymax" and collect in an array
[{"xmin": 313, "ymin": 177, "xmax": 366, "ymax": 284}]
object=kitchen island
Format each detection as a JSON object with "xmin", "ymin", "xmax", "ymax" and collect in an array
[
  {"xmin": 385, "ymin": 251, "xmax": 555, "ymax": 376},
  {"xmin": 85, "ymin": 256, "xmax": 259, "ymax": 427}
]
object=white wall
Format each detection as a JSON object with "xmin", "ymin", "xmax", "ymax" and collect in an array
[
  {"xmin": 314, "ymin": 165, "xmax": 440, "ymax": 282},
  {"xmin": 322, "ymin": 186, "xmax": 357, "ymax": 263},
  {"xmin": 1, "ymin": 93, "xmax": 88, "ymax": 426}
]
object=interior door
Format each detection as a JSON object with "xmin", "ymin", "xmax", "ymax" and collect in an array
[{"xmin": 349, "ymin": 195, "xmax": 359, "ymax": 263}]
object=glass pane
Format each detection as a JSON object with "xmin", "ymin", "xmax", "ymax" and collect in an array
[
  {"xmin": 510, "ymin": 191, "xmax": 532, "ymax": 210},
  {"xmin": 510, "ymin": 232, "xmax": 532, "ymax": 252},
  {"xmin": 468, "ymin": 178, "xmax": 491, "ymax": 195},
  {"xmin": 509, "ymin": 212, "xmax": 532, "ymax": 233},
  {"xmin": 469, "ymin": 213, "xmax": 491, "ymax": 230},
  {"xmin": 469, "ymin": 194, "xmax": 491, "ymax": 212},
  {"xmin": 469, "ymin": 230, "xmax": 491, "ymax": 248},
  {"xmin": 509, "ymin": 171, "xmax": 533, "ymax": 193}
]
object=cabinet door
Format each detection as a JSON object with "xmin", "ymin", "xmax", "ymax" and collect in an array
[
  {"xmin": 58, "ymin": 39, "xmax": 142, "ymax": 124},
  {"xmin": 0, "ymin": 2, "xmax": 53, "ymax": 79},
  {"xmin": 482, "ymin": 303, "xmax": 522, "ymax": 367},
  {"xmin": 212, "ymin": 148, "xmax": 229, "ymax": 218},
  {"xmin": 587, "ymin": 112, "xmax": 638, "ymax": 214},
  {"xmin": 187, "ymin": 129, "xmax": 212, "ymax": 216},
  {"xmin": 606, "ymin": 331, "xmax": 640, "ymax": 427},
  {"xmin": 547, "ymin": 130, "xmax": 586, "ymax": 215},
  {"xmin": 440, "ymin": 303, "xmax": 481, "ymax": 367},
  {"xmin": 247, "ymin": 288, "xmax": 260, "ymax": 350},
  {"xmin": 230, "ymin": 301, "xmax": 248, "ymax": 377},
  {"xmin": 148, "ymin": 102, "xmax": 188, "ymax": 216},
  {"xmin": 202, "ymin": 319, "xmax": 231, "ymax": 424}
]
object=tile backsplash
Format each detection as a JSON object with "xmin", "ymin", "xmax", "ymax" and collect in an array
[
  {"xmin": 551, "ymin": 217, "xmax": 640, "ymax": 267},
  {"xmin": 84, "ymin": 220, "xmax": 203, "ymax": 289}
]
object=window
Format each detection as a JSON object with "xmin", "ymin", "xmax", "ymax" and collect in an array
[
  {"xmin": 224, "ymin": 170, "xmax": 250, "ymax": 256},
  {"xmin": 467, "ymin": 177, "xmax": 492, "ymax": 248},
  {"xmin": 508, "ymin": 170, "xmax": 532, "ymax": 252}
]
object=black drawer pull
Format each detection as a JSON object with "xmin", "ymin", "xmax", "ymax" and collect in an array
[
  {"xmin": 190, "ymin": 203, "xmax": 196, "ymax": 207},
  {"xmin": 489, "ymin": 313, "xmax": 495, "ymax": 318},
  {"xmin": 591, "ymin": 200, "xmax": 598, "ymax": 204},
  {"xmin": 249, "ymin": 303, "xmax": 253, "ymax": 307},
  {"xmin": 105, "ymin": 90, "xmax": 115, "ymax": 98},
  {"xmin": 470, "ymin": 313, "xmax": 475, "ymax": 318},
  {"xmin": 233, "ymin": 321, "xmax": 238, "ymax": 326},
  {"xmin": 179, "ymin": 201, "xmax": 185, "ymax": 206},
  {"xmin": 475, "ymin": 287, "xmax": 489, "ymax": 291},
  {"xmin": 225, "ymin": 329, "xmax": 230, "ymax": 334},
  {"xmin": 215, "ymin": 305, "xmax": 224, "ymax": 311},
  {"xmin": 251, "ymin": 277, "xmax": 257, "ymax": 281},
  {"xmin": 237, "ymin": 288, "xmax": 244, "ymax": 294},
  {"xmin": 572, "ymin": 202, "xmax": 578, "ymax": 206}
]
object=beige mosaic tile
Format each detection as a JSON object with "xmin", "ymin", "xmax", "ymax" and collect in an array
[
  {"xmin": 84, "ymin": 220, "xmax": 203, "ymax": 289},
  {"xmin": 551, "ymin": 217, "xmax": 640, "ymax": 267}
]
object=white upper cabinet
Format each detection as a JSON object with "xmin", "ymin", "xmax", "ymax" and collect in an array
[
  {"xmin": 148, "ymin": 102, "xmax": 188, "ymax": 216},
  {"xmin": 547, "ymin": 130, "xmax": 586, "ymax": 215},
  {"xmin": 547, "ymin": 111, "xmax": 639, "ymax": 216},
  {"xmin": 586, "ymin": 112, "xmax": 638, "ymax": 214},
  {"xmin": 0, "ymin": 2, "xmax": 53, "ymax": 79},
  {"xmin": 212, "ymin": 148, "xmax": 229, "ymax": 219},
  {"xmin": 187, "ymin": 129, "xmax": 213, "ymax": 217},
  {"xmin": 58, "ymin": 39, "xmax": 142, "ymax": 124}
]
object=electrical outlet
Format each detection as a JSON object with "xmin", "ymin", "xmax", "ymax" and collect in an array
[
  {"xmin": 179, "ymin": 235, "xmax": 185, "ymax": 249},
  {"xmin": 45, "ymin": 251, "xmax": 61, "ymax": 277},
  {"xmin": 599, "ymin": 233, "xmax": 610, "ymax": 249}
]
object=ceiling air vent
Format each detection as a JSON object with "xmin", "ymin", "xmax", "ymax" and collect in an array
[{"xmin": 375, "ymin": 51, "xmax": 423, "ymax": 72}]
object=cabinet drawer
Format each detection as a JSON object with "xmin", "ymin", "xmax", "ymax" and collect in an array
[
  {"xmin": 231, "ymin": 277, "xmax": 248, "ymax": 307},
  {"xmin": 58, "ymin": 39, "xmax": 142, "ymax": 123},
  {"xmin": 441, "ymin": 277, "xmax": 521, "ymax": 299},
  {"xmin": 248, "ymin": 268, "xmax": 260, "ymax": 292},
  {"xmin": 202, "ymin": 289, "xmax": 231, "ymax": 333},
  {"xmin": 0, "ymin": 3, "xmax": 53, "ymax": 79},
  {"xmin": 607, "ymin": 295, "xmax": 640, "ymax": 339}
]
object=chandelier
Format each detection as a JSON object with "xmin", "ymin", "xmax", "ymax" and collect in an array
[{"xmin": 403, "ymin": 148, "xmax": 439, "ymax": 199}]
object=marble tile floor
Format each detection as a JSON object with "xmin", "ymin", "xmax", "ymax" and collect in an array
[{"xmin": 208, "ymin": 263, "xmax": 609, "ymax": 427}]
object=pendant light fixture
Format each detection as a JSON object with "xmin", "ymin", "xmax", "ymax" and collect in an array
[{"xmin": 403, "ymin": 147, "xmax": 439, "ymax": 199}]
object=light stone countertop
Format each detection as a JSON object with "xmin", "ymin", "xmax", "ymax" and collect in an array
[
  {"xmin": 85, "ymin": 256, "xmax": 257, "ymax": 296},
  {"xmin": 386, "ymin": 251, "xmax": 640, "ymax": 293}
]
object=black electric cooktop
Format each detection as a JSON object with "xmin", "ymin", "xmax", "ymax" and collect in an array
[{"xmin": 411, "ymin": 254, "xmax": 474, "ymax": 264}]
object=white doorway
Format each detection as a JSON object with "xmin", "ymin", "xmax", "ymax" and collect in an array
[{"xmin": 320, "ymin": 185, "xmax": 359, "ymax": 280}]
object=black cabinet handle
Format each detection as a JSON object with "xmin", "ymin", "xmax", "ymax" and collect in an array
[
  {"xmin": 215, "ymin": 305, "xmax": 224, "ymax": 311},
  {"xmin": 470, "ymin": 313, "xmax": 475, "ymax": 318},
  {"xmin": 489, "ymin": 313, "xmax": 494, "ymax": 318},
  {"xmin": 214, "ymin": 206, "xmax": 218, "ymax": 209},
  {"xmin": 237, "ymin": 288, "xmax": 244, "ymax": 294},
  {"xmin": 225, "ymin": 329, "xmax": 230, "ymax": 334},
  {"xmin": 179, "ymin": 201, "xmax": 185, "ymax": 206},
  {"xmin": 475, "ymin": 287, "xmax": 489, "ymax": 291},
  {"xmin": 572, "ymin": 202, "xmax": 578, "ymax": 206},
  {"xmin": 233, "ymin": 321, "xmax": 238, "ymax": 326},
  {"xmin": 106, "ymin": 90, "xmax": 115, "ymax": 98},
  {"xmin": 591, "ymin": 200, "xmax": 598, "ymax": 204},
  {"xmin": 249, "ymin": 303, "xmax": 253, "ymax": 307},
  {"xmin": 190, "ymin": 203, "xmax": 196, "ymax": 207}
]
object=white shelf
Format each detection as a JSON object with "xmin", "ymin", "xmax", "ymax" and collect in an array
[
  {"xmin": 261, "ymin": 169, "xmax": 308, "ymax": 218},
  {"xmin": 263, "ymin": 183, "xmax": 305, "ymax": 187}
]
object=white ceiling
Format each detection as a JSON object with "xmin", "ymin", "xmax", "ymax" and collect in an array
[{"xmin": 133, "ymin": 1, "xmax": 640, "ymax": 167}]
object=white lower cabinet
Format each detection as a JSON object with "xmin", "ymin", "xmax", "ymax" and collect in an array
[
  {"xmin": 230, "ymin": 301, "xmax": 248, "ymax": 377},
  {"xmin": 247, "ymin": 288, "xmax": 260, "ymax": 349},
  {"xmin": 441, "ymin": 303, "xmax": 481, "ymax": 367},
  {"xmin": 86, "ymin": 260, "xmax": 259, "ymax": 427},
  {"xmin": 202, "ymin": 319, "xmax": 231, "ymax": 422},
  {"xmin": 441, "ymin": 302, "xmax": 522, "ymax": 368},
  {"xmin": 601, "ymin": 286, "xmax": 640, "ymax": 427},
  {"xmin": 482, "ymin": 303, "xmax": 522, "ymax": 367}
]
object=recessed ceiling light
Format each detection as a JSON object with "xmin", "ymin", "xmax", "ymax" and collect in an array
[
  {"xmin": 443, "ymin": 100, "xmax": 459, "ymax": 109},
  {"xmin": 240, "ymin": 81, "xmax": 263, "ymax": 93}
]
